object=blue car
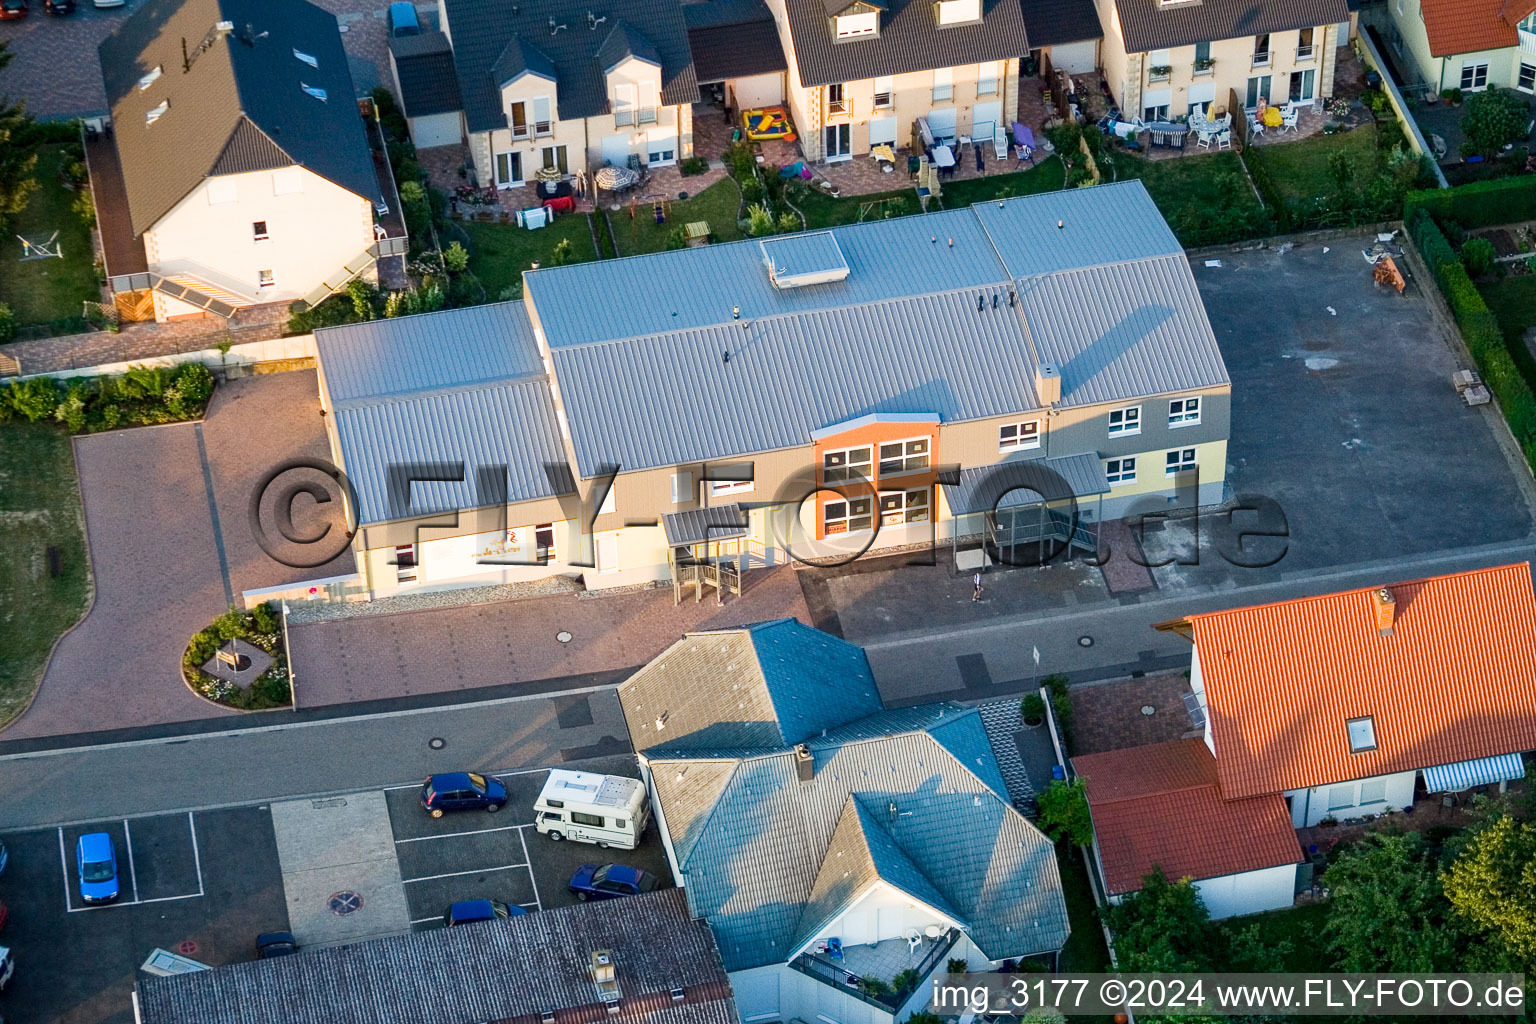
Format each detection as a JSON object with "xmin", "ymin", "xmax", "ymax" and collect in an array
[
  {"xmin": 76, "ymin": 832, "xmax": 120, "ymax": 904},
  {"xmin": 568, "ymin": 863, "xmax": 658, "ymax": 901},
  {"xmin": 443, "ymin": 899, "xmax": 526, "ymax": 927},
  {"xmin": 420, "ymin": 772, "xmax": 507, "ymax": 818}
]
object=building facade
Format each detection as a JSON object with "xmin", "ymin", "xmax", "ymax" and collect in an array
[{"xmin": 1376, "ymin": 0, "xmax": 1536, "ymax": 97}]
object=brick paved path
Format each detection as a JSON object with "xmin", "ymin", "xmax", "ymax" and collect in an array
[
  {"xmin": 1069, "ymin": 673, "xmax": 1199, "ymax": 756},
  {"xmin": 1, "ymin": 305, "xmax": 288, "ymax": 376}
]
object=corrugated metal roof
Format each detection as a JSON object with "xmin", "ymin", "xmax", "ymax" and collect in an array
[
  {"xmin": 550, "ymin": 287, "xmax": 1043, "ymax": 476},
  {"xmin": 1188, "ymin": 563, "xmax": 1536, "ymax": 800},
  {"xmin": 1020, "ymin": 255, "xmax": 1230, "ymax": 407},
  {"xmin": 970, "ymin": 181, "xmax": 1182, "ymax": 277},
  {"xmin": 135, "ymin": 888, "xmax": 732, "ymax": 1024},
  {"xmin": 1422, "ymin": 753, "xmax": 1527, "ymax": 793},
  {"xmin": 317, "ymin": 301, "xmax": 543, "ymax": 406},
  {"xmin": 1018, "ymin": 0, "xmax": 1102, "ymax": 45},
  {"xmin": 1111, "ymin": 0, "xmax": 1347, "ymax": 53},
  {"xmin": 760, "ymin": 231, "xmax": 848, "ymax": 280},
  {"xmin": 781, "ymin": 0, "xmax": 1031, "ymax": 88},
  {"xmin": 1073, "ymin": 739, "xmax": 1302, "ymax": 896},
  {"xmin": 943, "ymin": 454, "xmax": 1109, "ymax": 515},
  {"xmin": 662, "ymin": 503, "xmax": 750, "ymax": 546},
  {"xmin": 333, "ymin": 379, "xmax": 571, "ymax": 524},
  {"xmin": 99, "ymin": 0, "xmax": 380, "ymax": 236}
]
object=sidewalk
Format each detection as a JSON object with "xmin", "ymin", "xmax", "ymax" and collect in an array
[{"xmin": 1, "ymin": 305, "xmax": 289, "ymax": 376}]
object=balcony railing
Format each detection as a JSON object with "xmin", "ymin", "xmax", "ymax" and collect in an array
[
  {"xmin": 789, "ymin": 929, "xmax": 961, "ymax": 1015},
  {"xmin": 1295, "ymin": 44, "xmax": 1315, "ymax": 61},
  {"xmin": 1193, "ymin": 62, "xmax": 1214, "ymax": 77},
  {"xmin": 1252, "ymin": 51, "xmax": 1272, "ymax": 68},
  {"xmin": 1148, "ymin": 69, "xmax": 1170, "ymax": 83},
  {"xmin": 829, "ymin": 98, "xmax": 850, "ymax": 115},
  {"xmin": 1520, "ymin": 27, "xmax": 1536, "ymax": 57}
]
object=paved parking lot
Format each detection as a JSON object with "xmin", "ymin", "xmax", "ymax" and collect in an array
[{"xmin": 0, "ymin": 807, "xmax": 288, "ymax": 1024}]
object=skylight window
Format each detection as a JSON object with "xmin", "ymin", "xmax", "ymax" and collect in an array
[
  {"xmin": 138, "ymin": 66, "xmax": 163, "ymax": 90},
  {"xmin": 1346, "ymin": 716, "xmax": 1377, "ymax": 753},
  {"xmin": 293, "ymin": 48, "xmax": 318, "ymax": 68},
  {"xmin": 145, "ymin": 100, "xmax": 169, "ymax": 125},
  {"xmin": 300, "ymin": 83, "xmax": 328, "ymax": 102}
]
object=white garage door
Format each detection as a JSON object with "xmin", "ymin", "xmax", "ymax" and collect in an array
[
  {"xmin": 868, "ymin": 115, "xmax": 897, "ymax": 146},
  {"xmin": 410, "ymin": 112, "xmax": 462, "ymax": 150},
  {"xmin": 1050, "ymin": 40, "xmax": 1097, "ymax": 74},
  {"xmin": 972, "ymin": 100, "xmax": 1002, "ymax": 140},
  {"xmin": 926, "ymin": 107, "xmax": 957, "ymax": 143},
  {"xmin": 731, "ymin": 72, "xmax": 783, "ymax": 109}
]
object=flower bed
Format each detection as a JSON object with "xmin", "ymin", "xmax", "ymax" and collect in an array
[{"xmin": 183, "ymin": 603, "xmax": 292, "ymax": 710}]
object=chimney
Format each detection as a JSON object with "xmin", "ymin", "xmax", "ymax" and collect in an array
[
  {"xmin": 1373, "ymin": 587, "xmax": 1396, "ymax": 636},
  {"xmin": 1034, "ymin": 362, "xmax": 1061, "ymax": 406},
  {"xmin": 590, "ymin": 950, "xmax": 621, "ymax": 1003},
  {"xmin": 794, "ymin": 743, "xmax": 813, "ymax": 781}
]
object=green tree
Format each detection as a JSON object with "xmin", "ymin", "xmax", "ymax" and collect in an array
[
  {"xmin": 1322, "ymin": 832, "xmax": 1459, "ymax": 972},
  {"xmin": 1461, "ymin": 87, "xmax": 1530, "ymax": 158},
  {"xmin": 1035, "ymin": 779, "xmax": 1093, "ymax": 847},
  {"xmin": 1462, "ymin": 237, "xmax": 1496, "ymax": 277},
  {"xmin": 1443, "ymin": 814, "xmax": 1536, "ymax": 966},
  {"xmin": 346, "ymin": 278, "xmax": 378, "ymax": 321},
  {"xmin": 548, "ymin": 237, "xmax": 576, "ymax": 267},
  {"xmin": 0, "ymin": 42, "xmax": 40, "ymax": 221},
  {"xmin": 442, "ymin": 240, "xmax": 470, "ymax": 273},
  {"xmin": 1102, "ymin": 869, "xmax": 1219, "ymax": 971}
]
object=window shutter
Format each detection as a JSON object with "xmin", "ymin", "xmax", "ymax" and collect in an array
[{"xmin": 533, "ymin": 96, "xmax": 552, "ymax": 127}]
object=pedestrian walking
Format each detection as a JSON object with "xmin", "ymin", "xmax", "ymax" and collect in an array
[{"xmin": 972, "ymin": 572, "xmax": 983, "ymax": 602}]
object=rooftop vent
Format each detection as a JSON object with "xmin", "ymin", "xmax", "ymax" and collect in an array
[
  {"xmin": 760, "ymin": 233, "xmax": 850, "ymax": 290},
  {"xmin": 671, "ymin": 988, "xmax": 686, "ymax": 1003},
  {"xmin": 1034, "ymin": 362, "xmax": 1061, "ymax": 406},
  {"xmin": 542, "ymin": 1013, "xmax": 556, "ymax": 1023},
  {"xmin": 794, "ymin": 743, "xmax": 813, "ymax": 781},
  {"xmin": 1373, "ymin": 587, "xmax": 1395, "ymax": 636}
]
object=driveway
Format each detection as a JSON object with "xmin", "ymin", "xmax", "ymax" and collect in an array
[{"xmin": 10, "ymin": 371, "xmax": 349, "ymax": 741}]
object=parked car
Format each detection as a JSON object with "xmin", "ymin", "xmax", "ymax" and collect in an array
[
  {"xmin": 420, "ymin": 772, "xmax": 507, "ymax": 818},
  {"xmin": 568, "ymin": 863, "xmax": 658, "ymax": 901},
  {"xmin": 386, "ymin": 1, "xmax": 419, "ymax": 36},
  {"xmin": 256, "ymin": 932, "xmax": 298, "ymax": 958},
  {"xmin": 75, "ymin": 833, "xmax": 120, "ymax": 904},
  {"xmin": 443, "ymin": 899, "xmax": 525, "ymax": 927},
  {"xmin": 0, "ymin": 0, "xmax": 29, "ymax": 20},
  {"xmin": 43, "ymin": 0, "xmax": 74, "ymax": 13}
]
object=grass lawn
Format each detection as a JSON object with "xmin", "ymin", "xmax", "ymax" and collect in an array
[
  {"xmin": 1109, "ymin": 150, "xmax": 1256, "ymax": 215},
  {"xmin": 1245, "ymin": 124, "xmax": 1380, "ymax": 205},
  {"xmin": 938, "ymin": 155, "xmax": 1066, "ymax": 207},
  {"xmin": 794, "ymin": 184, "xmax": 918, "ymax": 229},
  {"xmin": 1218, "ymin": 902, "xmax": 1333, "ymax": 972},
  {"xmin": 1476, "ymin": 274, "xmax": 1536, "ymax": 389},
  {"xmin": 1057, "ymin": 845, "xmax": 1112, "ymax": 973},
  {"xmin": 0, "ymin": 422, "xmax": 91, "ymax": 727},
  {"xmin": 456, "ymin": 214, "xmax": 599, "ymax": 299},
  {"xmin": 609, "ymin": 178, "xmax": 743, "ymax": 255},
  {"xmin": 0, "ymin": 144, "xmax": 100, "ymax": 329}
]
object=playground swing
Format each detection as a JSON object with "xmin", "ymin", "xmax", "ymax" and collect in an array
[
  {"xmin": 629, "ymin": 194, "xmax": 671, "ymax": 224},
  {"xmin": 17, "ymin": 231, "xmax": 62, "ymax": 261}
]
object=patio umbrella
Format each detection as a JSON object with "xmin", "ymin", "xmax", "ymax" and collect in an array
[
  {"xmin": 535, "ymin": 166, "xmax": 563, "ymax": 182},
  {"xmin": 594, "ymin": 166, "xmax": 637, "ymax": 191}
]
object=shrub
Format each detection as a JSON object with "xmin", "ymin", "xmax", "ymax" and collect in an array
[
  {"xmin": 53, "ymin": 386, "xmax": 87, "ymax": 433},
  {"xmin": 346, "ymin": 278, "xmax": 378, "ymax": 321},
  {"xmin": 775, "ymin": 212, "xmax": 800, "ymax": 234},
  {"xmin": 666, "ymin": 225, "xmax": 687, "ymax": 250},
  {"xmin": 746, "ymin": 203, "xmax": 775, "ymax": 236},
  {"xmin": 1460, "ymin": 86, "xmax": 1529, "ymax": 157},
  {"xmin": 252, "ymin": 601, "xmax": 281, "ymax": 634},
  {"xmin": 371, "ymin": 86, "xmax": 410, "ymax": 142},
  {"xmin": 1462, "ymin": 236, "xmax": 1496, "ymax": 277},
  {"xmin": 7, "ymin": 376, "xmax": 60, "ymax": 421},
  {"xmin": 1020, "ymin": 692, "xmax": 1046, "ymax": 725},
  {"xmin": 1406, "ymin": 176, "xmax": 1536, "ymax": 230},
  {"xmin": 1036, "ymin": 779, "xmax": 1093, "ymax": 846},
  {"xmin": 946, "ymin": 958, "xmax": 969, "ymax": 975},
  {"xmin": 891, "ymin": 969, "xmax": 921, "ymax": 995},
  {"xmin": 548, "ymin": 238, "xmax": 577, "ymax": 267},
  {"xmin": 71, "ymin": 189, "xmax": 95, "ymax": 229},
  {"xmin": 442, "ymin": 240, "xmax": 471, "ymax": 273},
  {"xmin": 740, "ymin": 178, "xmax": 765, "ymax": 205},
  {"xmin": 0, "ymin": 302, "xmax": 14, "ymax": 344},
  {"xmin": 680, "ymin": 156, "xmax": 709, "ymax": 176}
]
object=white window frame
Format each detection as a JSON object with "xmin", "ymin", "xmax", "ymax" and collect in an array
[
  {"xmin": 932, "ymin": 67, "xmax": 953, "ymax": 103},
  {"xmin": 827, "ymin": 83, "xmax": 849, "ymax": 115},
  {"xmin": 395, "ymin": 543, "xmax": 418, "ymax": 584},
  {"xmin": 1105, "ymin": 457, "xmax": 1137, "ymax": 485},
  {"xmin": 613, "ymin": 84, "xmax": 637, "ymax": 126},
  {"xmin": 936, "ymin": 0, "xmax": 980, "ymax": 25},
  {"xmin": 1358, "ymin": 779, "xmax": 1387, "ymax": 805},
  {"xmin": 977, "ymin": 61, "xmax": 999, "ymax": 96},
  {"xmin": 1142, "ymin": 102, "xmax": 1171, "ymax": 121},
  {"xmin": 835, "ymin": 10, "xmax": 879, "ymax": 37},
  {"xmin": 879, "ymin": 487, "xmax": 930, "ymax": 525},
  {"xmin": 822, "ymin": 444, "xmax": 872, "ymax": 484},
  {"xmin": 873, "ymin": 76, "xmax": 893, "ymax": 108},
  {"xmin": 1327, "ymin": 784, "xmax": 1355, "ymax": 810},
  {"xmin": 670, "ymin": 471, "xmax": 694, "ymax": 504},
  {"xmin": 1148, "ymin": 48, "xmax": 1171, "ymax": 83},
  {"xmin": 1347, "ymin": 715, "xmax": 1378, "ymax": 753},
  {"xmin": 495, "ymin": 150, "xmax": 524, "ymax": 188},
  {"xmin": 1108, "ymin": 405, "xmax": 1141, "ymax": 436},
  {"xmin": 532, "ymin": 95, "xmax": 555, "ymax": 136},
  {"xmin": 998, "ymin": 419, "xmax": 1041, "ymax": 452},
  {"xmin": 509, "ymin": 100, "xmax": 531, "ymax": 139},
  {"xmin": 1520, "ymin": 62, "xmax": 1536, "ymax": 93},
  {"xmin": 257, "ymin": 269, "xmax": 275, "ymax": 289},
  {"xmin": 646, "ymin": 135, "xmax": 678, "ymax": 167},
  {"xmin": 710, "ymin": 478, "xmax": 754, "ymax": 496},
  {"xmin": 1461, "ymin": 62, "xmax": 1489, "ymax": 91},
  {"xmin": 542, "ymin": 144, "xmax": 569, "ymax": 175},
  {"xmin": 823, "ymin": 495, "xmax": 875, "ymax": 535},
  {"xmin": 877, "ymin": 437, "xmax": 930, "ymax": 477},
  {"xmin": 598, "ymin": 484, "xmax": 617, "ymax": 515},
  {"xmin": 252, "ymin": 220, "xmax": 269, "ymax": 242},
  {"xmin": 1168, "ymin": 396, "xmax": 1201, "ymax": 426},
  {"xmin": 1165, "ymin": 447, "xmax": 1196, "ymax": 476}
]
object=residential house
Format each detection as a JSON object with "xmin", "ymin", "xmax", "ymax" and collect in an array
[
  {"xmin": 437, "ymin": 0, "xmax": 700, "ymax": 190},
  {"xmin": 389, "ymin": 31, "xmax": 464, "ymax": 149},
  {"xmin": 313, "ymin": 181, "xmax": 1232, "ymax": 599},
  {"xmin": 685, "ymin": 0, "xmax": 790, "ymax": 111},
  {"xmin": 1076, "ymin": 564, "xmax": 1536, "ymax": 919},
  {"xmin": 1377, "ymin": 0, "xmax": 1536, "ymax": 98},
  {"xmin": 1023, "ymin": 0, "xmax": 1106, "ymax": 74},
  {"xmin": 759, "ymin": 0, "xmax": 1035, "ymax": 160},
  {"xmin": 616, "ymin": 618, "xmax": 1070, "ymax": 1024},
  {"xmin": 89, "ymin": 0, "xmax": 404, "ymax": 323},
  {"xmin": 1093, "ymin": 0, "xmax": 1350, "ymax": 123},
  {"xmin": 134, "ymin": 888, "xmax": 738, "ymax": 1024}
]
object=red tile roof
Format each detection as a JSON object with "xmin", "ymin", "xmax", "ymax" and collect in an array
[
  {"xmin": 1189, "ymin": 563, "xmax": 1536, "ymax": 801},
  {"xmin": 1420, "ymin": 0, "xmax": 1536, "ymax": 57},
  {"xmin": 1073, "ymin": 740, "xmax": 1302, "ymax": 896}
]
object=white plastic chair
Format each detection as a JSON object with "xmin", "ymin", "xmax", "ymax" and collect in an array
[
  {"xmin": 1281, "ymin": 107, "xmax": 1300, "ymax": 133},
  {"xmin": 1216, "ymin": 129, "xmax": 1232, "ymax": 150},
  {"xmin": 1196, "ymin": 128, "xmax": 1215, "ymax": 149}
]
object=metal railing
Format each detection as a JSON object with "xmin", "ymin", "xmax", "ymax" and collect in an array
[
  {"xmin": 1296, "ymin": 45, "xmax": 1314, "ymax": 61},
  {"xmin": 1251, "ymin": 51, "xmax": 1272, "ymax": 68},
  {"xmin": 789, "ymin": 929, "xmax": 960, "ymax": 1013}
]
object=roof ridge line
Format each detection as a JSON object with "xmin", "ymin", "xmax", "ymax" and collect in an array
[
  {"xmin": 330, "ymin": 372, "xmax": 550, "ymax": 412},
  {"xmin": 673, "ymin": 759, "xmax": 743, "ymax": 868}
]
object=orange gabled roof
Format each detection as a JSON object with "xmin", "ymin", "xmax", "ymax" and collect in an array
[
  {"xmin": 1073, "ymin": 740, "xmax": 1302, "ymax": 896},
  {"xmin": 1420, "ymin": 0, "xmax": 1536, "ymax": 57},
  {"xmin": 1189, "ymin": 563, "xmax": 1536, "ymax": 801}
]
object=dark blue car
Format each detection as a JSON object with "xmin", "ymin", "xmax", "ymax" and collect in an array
[
  {"xmin": 420, "ymin": 772, "xmax": 507, "ymax": 818},
  {"xmin": 76, "ymin": 832, "xmax": 119, "ymax": 904},
  {"xmin": 568, "ymin": 863, "xmax": 659, "ymax": 901},
  {"xmin": 444, "ymin": 899, "xmax": 526, "ymax": 927}
]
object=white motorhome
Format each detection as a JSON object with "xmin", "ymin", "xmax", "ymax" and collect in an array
[{"xmin": 534, "ymin": 770, "xmax": 650, "ymax": 849}]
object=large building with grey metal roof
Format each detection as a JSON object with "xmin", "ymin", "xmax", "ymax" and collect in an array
[
  {"xmin": 617, "ymin": 618, "xmax": 1068, "ymax": 1024},
  {"xmin": 314, "ymin": 180, "xmax": 1230, "ymax": 600}
]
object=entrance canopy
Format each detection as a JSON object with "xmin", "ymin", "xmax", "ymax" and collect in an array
[
  {"xmin": 1422, "ymin": 753, "xmax": 1526, "ymax": 793},
  {"xmin": 942, "ymin": 454, "xmax": 1109, "ymax": 516},
  {"xmin": 663, "ymin": 503, "xmax": 749, "ymax": 547}
]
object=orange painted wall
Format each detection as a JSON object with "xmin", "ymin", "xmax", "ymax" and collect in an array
[{"xmin": 812, "ymin": 420, "xmax": 941, "ymax": 541}]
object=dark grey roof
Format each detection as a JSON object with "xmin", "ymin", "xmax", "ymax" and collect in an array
[
  {"xmin": 1112, "ymin": 0, "xmax": 1347, "ymax": 53},
  {"xmin": 493, "ymin": 34, "xmax": 558, "ymax": 87},
  {"xmin": 1019, "ymin": 0, "xmax": 1101, "ymax": 45},
  {"xmin": 943, "ymin": 453, "xmax": 1110, "ymax": 515},
  {"xmin": 315, "ymin": 302, "xmax": 573, "ymax": 525},
  {"xmin": 687, "ymin": 20, "xmax": 787, "ymax": 82},
  {"xmin": 391, "ymin": 31, "xmax": 463, "ymax": 117},
  {"xmin": 135, "ymin": 888, "xmax": 734, "ymax": 1024},
  {"xmin": 443, "ymin": 0, "xmax": 699, "ymax": 133},
  {"xmin": 781, "ymin": 0, "xmax": 1030, "ymax": 88},
  {"xmin": 619, "ymin": 618, "xmax": 884, "ymax": 754},
  {"xmin": 98, "ymin": 0, "xmax": 381, "ymax": 236},
  {"xmin": 662, "ymin": 503, "xmax": 750, "ymax": 546},
  {"xmin": 642, "ymin": 704, "xmax": 1069, "ymax": 971},
  {"xmin": 597, "ymin": 20, "xmax": 662, "ymax": 72},
  {"xmin": 682, "ymin": 0, "xmax": 777, "ymax": 30}
]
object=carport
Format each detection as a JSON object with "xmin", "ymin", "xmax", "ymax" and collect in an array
[{"xmin": 943, "ymin": 454, "xmax": 1107, "ymax": 570}]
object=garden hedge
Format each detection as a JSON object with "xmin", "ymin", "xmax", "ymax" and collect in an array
[
  {"xmin": 0, "ymin": 362, "xmax": 215, "ymax": 433},
  {"xmin": 1404, "ymin": 176, "xmax": 1536, "ymax": 231},
  {"xmin": 1408, "ymin": 209, "xmax": 1536, "ymax": 469}
]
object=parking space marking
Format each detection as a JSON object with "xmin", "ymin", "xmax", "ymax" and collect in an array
[
  {"xmin": 188, "ymin": 812, "xmax": 205, "ymax": 896},
  {"xmin": 517, "ymin": 828, "xmax": 544, "ymax": 912},
  {"xmin": 57, "ymin": 828, "xmax": 71, "ymax": 915},
  {"xmin": 58, "ymin": 812, "xmax": 207, "ymax": 912},
  {"xmin": 409, "ymin": 915, "xmax": 442, "ymax": 925},
  {"xmin": 401, "ymin": 863, "xmax": 528, "ymax": 884},
  {"xmin": 122, "ymin": 819, "xmax": 140, "ymax": 903},
  {"xmin": 381, "ymin": 764, "xmax": 563, "ymax": 793},
  {"xmin": 393, "ymin": 823, "xmax": 532, "ymax": 844}
]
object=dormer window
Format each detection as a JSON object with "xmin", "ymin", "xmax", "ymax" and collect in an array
[
  {"xmin": 1346, "ymin": 716, "xmax": 1377, "ymax": 753},
  {"xmin": 835, "ymin": 8, "xmax": 879, "ymax": 37},
  {"xmin": 936, "ymin": 0, "xmax": 980, "ymax": 26}
]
